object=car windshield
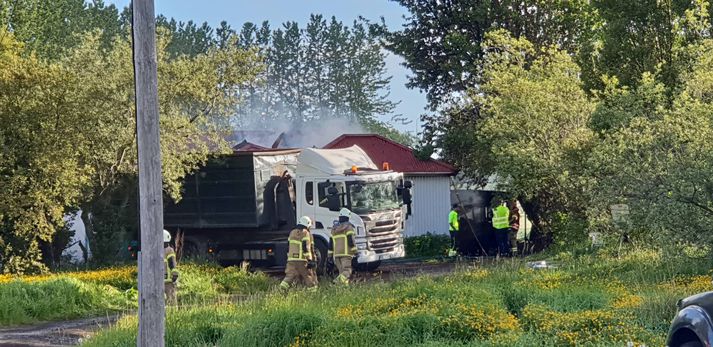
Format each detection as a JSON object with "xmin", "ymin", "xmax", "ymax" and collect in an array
[{"xmin": 348, "ymin": 180, "xmax": 400, "ymax": 214}]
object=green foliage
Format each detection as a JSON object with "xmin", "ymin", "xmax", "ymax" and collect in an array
[
  {"xmin": 404, "ymin": 233, "xmax": 451, "ymax": 258},
  {"xmin": 0, "ymin": 262, "xmax": 276, "ymax": 326},
  {"xmin": 0, "ymin": 0, "xmax": 124, "ymax": 59},
  {"xmin": 387, "ymin": 0, "xmax": 596, "ymax": 108},
  {"xmin": 86, "ymin": 249, "xmax": 712, "ymax": 347},
  {"xmin": 590, "ymin": 40, "xmax": 713, "ymax": 245},
  {"xmin": 442, "ymin": 30, "xmax": 595, "ymax": 239},
  {"xmin": 0, "ymin": 29, "xmax": 91, "ymax": 273},
  {"xmin": 0, "ymin": 20, "xmax": 261, "ymax": 270},
  {"xmin": 212, "ymin": 266, "xmax": 275, "ymax": 295},
  {"xmin": 0, "ymin": 277, "xmax": 134, "ymax": 326}
]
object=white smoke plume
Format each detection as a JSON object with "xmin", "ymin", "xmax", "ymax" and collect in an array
[{"xmin": 232, "ymin": 116, "xmax": 366, "ymax": 149}]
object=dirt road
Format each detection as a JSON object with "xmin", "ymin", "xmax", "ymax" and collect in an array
[{"xmin": 0, "ymin": 315, "xmax": 120, "ymax": 347}]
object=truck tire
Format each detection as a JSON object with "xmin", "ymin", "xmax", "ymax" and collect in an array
[
  {"xmin": 354, "ymin": 260, "xmax": 381, "ymax": 272},
  {"xmin": 314, "ymin": 238, "xmax": 329, "ymax": 276},
  {"xmin": 679, "ymin": 341, "xmax": 703, "ymax": 347}
]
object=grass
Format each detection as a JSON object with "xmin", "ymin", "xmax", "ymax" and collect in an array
[
  {"xmin": 0, "ymin": 262, "xmax": 275, "ymax": 326},
  {"xmin": 84, "ymin": 247, "xmax": 713, "ymax": 347}
]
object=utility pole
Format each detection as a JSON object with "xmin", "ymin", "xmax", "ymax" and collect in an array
[{"xmin": 132, "ymin": 0, "xmax": 165, "ymax": 346}]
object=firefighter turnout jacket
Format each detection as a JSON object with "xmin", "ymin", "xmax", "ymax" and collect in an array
[
  {"xmin": 329, "ymin": 222, "xmax": 357, "ymax": 257},
  {"xmin": 287, "ymin": 227, "xmax": 315, "ymax": 262},
  {"xmin": 164, "ymin": 246, "xmax": 179, "ymax": 283}
]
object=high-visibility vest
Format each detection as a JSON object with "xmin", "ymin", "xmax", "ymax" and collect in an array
[
  {"xmin": 492, "ymin": 205, "xmax": 510, "ymax": 230},
  {"xmin": 287, "ymin": 228, "xmax": 314, "ymax": 262},
  {"xmin": 330, "ymin": 222, "xmax": 357, "ymax": 257},
  {"xmin": 164, "ymin": 246, "xmax": 179, "ymax": 283},
  {"xmin": 449, "ymin": 210, "xmax": 459, "ymax": 232}
]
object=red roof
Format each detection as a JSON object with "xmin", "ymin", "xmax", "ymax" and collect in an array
[{"xmin": 323, "ymin": 134, "xmax": 457, "ymax": 175}]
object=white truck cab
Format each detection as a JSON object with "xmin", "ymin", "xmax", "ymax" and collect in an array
[{"xmin": 295, "ymin": 146, "xmax": 411, "ymax": 267}]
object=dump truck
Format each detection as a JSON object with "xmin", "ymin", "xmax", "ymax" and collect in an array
[{"xmin": 163, "ymin": 145, "xmax": 412, "ymax": 273}]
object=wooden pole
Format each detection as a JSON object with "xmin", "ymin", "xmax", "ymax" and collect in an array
[{"xmin": 132, "ymin": 0, "xmax": 165, "ymax": 346}]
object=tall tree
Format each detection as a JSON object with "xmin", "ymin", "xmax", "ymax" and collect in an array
[
  {"xmin": 0, "ymin": 0, "xmax": 122, "ymax": 59},
  {"xmin": 386, "ymin": 0, "xmax": 595, "ymax": 109}
]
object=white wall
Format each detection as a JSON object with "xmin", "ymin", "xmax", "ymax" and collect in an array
[{"xmin": 404, "ymin": 176, "xmax": 451, "ymax": 237}]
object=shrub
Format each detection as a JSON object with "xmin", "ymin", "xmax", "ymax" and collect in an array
[{"xmin": 405, "ymin": 233, "xmax": 452, "ymax": 258}]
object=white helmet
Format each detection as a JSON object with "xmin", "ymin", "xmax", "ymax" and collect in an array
[
  {"xmin": 298, "ymin": 216, "xmax": 312, "ymax": 229},
  {"xmin": 163, "ymin": 229, "xmax": 171, "ymax": 243},
  {"xmin": 339, "ymin": 208, "xmax": 351, "ymax": 218}
]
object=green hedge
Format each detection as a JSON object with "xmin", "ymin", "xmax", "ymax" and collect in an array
[{"xmin": 404, "ymin": 233, "xmax": 451, "ymax": 258}]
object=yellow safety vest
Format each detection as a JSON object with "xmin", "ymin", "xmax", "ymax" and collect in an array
[
  {"xmin": 492, "ymin": 205, "xmax": 510, "ymax": 230},
  {"xmin": 287, "ymin": 228, "xmax": 314, "ymax": 262},
  {"xmin": 449, "ymin": 210, "xmax": 459, "ymax": 232},
  {"xmin": 330, "ymin": 222, "xmax": 357, "ymax": 257},
  {"xmin": 164, "ymin": 246, "xmax": 179, "ymax": 283}
]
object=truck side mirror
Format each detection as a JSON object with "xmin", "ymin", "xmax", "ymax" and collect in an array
[
  {"xmin": 402, "ymin": 188, "xmax": 412, "ymax": 217},
  {"xmin": 404, "ymin": 180, "xmax": 413, "ymax": 189},
  {"xmin": 327, "ymin": 186, "xmax": 338, "ymax": 195}
]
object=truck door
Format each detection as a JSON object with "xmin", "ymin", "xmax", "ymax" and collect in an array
[
  {"xmin": 315, "ymin": 181, "xmax": 346, "ymax": 232},
  {"xmin": 298, "ymin": 180, "xmax": 316, "ymax": 226}
]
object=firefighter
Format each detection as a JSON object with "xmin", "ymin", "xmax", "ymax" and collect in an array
[
  {"xmin": 448, "ymin": 204, "xmax": 460, "ymax": 257},
  {"xmin": 280, "ymin": 216, "xmax": 318, "ymax": 292},
  {"xmin": 163, "ymin": 229, "xmax": 180, "ymax": 305},
  {"xmin": 329, "ymin": 208, "xmax": 357, "ymax": 285},
  {"xmin": 492, "ymin": 200, "xmax": 511, "ymax": 256},
  {"xmin": 508, "ymin": 200, "xmax": 521, "ymax": 256}
]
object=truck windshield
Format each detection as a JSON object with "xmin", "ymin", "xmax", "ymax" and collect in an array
[{"xmin": 348, "ymin": 181, "xmax": 401, "ymax": 214}]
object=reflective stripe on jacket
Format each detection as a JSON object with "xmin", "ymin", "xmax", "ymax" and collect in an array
[
  {"xmin": 287, "ymin": 227, "xmax": 314, "ymax": 261},
  {"xmin": 164, "ymin": 246, "xmax": 179, "ymax": 283},
  {"xmin": 329, "ymin": 222, "xmax": 357, "ymax": 257}
]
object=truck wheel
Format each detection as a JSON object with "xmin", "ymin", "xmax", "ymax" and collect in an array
[
  {"xmin": 354, "ymin": 260, "xmax": 381, "ymax": 272},
  {"xmin": 314, "ymin": 238, "xmax": 329, "ymax": 276},
  {"xmin": 679, "ymin": 341, "xmax": 703, "ymax": 347}
]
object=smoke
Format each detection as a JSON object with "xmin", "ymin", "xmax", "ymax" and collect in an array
[{"xmin": 232, "ymin": 115, "xmax": 366, "ymax": 149}]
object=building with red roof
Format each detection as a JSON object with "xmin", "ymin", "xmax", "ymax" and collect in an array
[{"xmin": 324, "ymin": 134, "xmax": 458, "ymax": 237}]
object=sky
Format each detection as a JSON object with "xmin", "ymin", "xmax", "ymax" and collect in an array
[{"xmin": 107, "ymin": 0, "xmax": 427, "ymax": 134}]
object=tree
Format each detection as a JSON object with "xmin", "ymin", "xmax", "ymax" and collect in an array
[
  {"xmin": 235, "ymin": 17, "xmax": 406, "ymax": 143},
  {"xmin": 441, "ymin": 30, "xmax": 596, "ymax": 238},
  {"xmin": 590, "ymin": 39, "xmax": 713, "ymax": 246},
  {"xmin": 0, "ymin": 0, "xmax": 122, "ymax": 59},
  {"xmin": 66, "ymin": 31, "xmax": 262, "ymax": 262},
  {"xmin": 387, "ymin": 0, "xmax": 595, "ymax": 109},
  {"xmin": 0, "ymin": 30, "xmax": 91, "ymax": 273},
  {"xmin": 0, "ymin": 28, "xmax": 261, "ymax": 271},
  {"xmin": 583, "ymin": 0, "xmax": 711, "ymax": 93}
]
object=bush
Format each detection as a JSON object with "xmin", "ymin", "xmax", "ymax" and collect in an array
[{"xmin": 405, "ymin": 233, "xmax": 451, "ymax": 258}]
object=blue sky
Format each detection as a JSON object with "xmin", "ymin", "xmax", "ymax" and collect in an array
[{"xmin": 107, "ymin": 0, "xmax": 426, "ymax": 134}]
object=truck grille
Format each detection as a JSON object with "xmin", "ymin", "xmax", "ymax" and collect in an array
[{"xmin": 363, "ymin": 210, "xmax": 402, "ymax": 253}]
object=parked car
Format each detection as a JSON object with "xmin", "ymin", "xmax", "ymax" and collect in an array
[{"xmin": 666, "ymin": 291, "xmax": 713, "ymax": 347}]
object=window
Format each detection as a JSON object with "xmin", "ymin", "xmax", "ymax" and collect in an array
[
  {"xmin": 318, "ymin": 181, "xmax": 346, "ymax": 209},
  {"xmin": 305, "ymin": 182, "xmax": 314, "ymax": 205}
]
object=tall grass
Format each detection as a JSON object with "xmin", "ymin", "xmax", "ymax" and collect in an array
[
  {"xmin": 0, "ymin": 277, "xmax": 134, "ymax": 325},
  {"xmin": 84, "ymin": 248, "xmax": 711, "ymax": 347},
  {"xmin": 0, "ymin": 262, "xmax": 275, "ymax": 326}
]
